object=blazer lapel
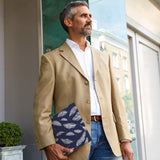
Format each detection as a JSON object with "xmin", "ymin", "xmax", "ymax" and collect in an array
[{"xmin": 59, "ymin": 42, "xmax": 87, "ymax": 79}]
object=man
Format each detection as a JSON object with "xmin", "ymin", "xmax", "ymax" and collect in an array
[{"xmin": 33, "ymin": 1, "xmax": 133, "ymax": 160}]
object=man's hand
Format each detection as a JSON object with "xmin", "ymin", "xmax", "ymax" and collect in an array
[
  {"xmin": 44, "ymin": 144, "xmax": 73, "ymax": 160},
  {"xmin": 120, "ymin": 141, "xmax": 133, "ymax": 160}
]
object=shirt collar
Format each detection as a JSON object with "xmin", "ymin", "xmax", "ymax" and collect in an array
[{"xmin": 66, "ymin": 38, "xmax": 90, "ymax": 51}]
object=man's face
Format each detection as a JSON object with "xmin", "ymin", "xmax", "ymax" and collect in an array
[{"xmin": 70, "ymin": 6, "xmax": 92, "ymax": 37}]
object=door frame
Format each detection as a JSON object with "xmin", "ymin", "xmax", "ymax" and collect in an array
[{"xmin": 127, "ymin": 17, "xmax": 160, "ymax": 160}]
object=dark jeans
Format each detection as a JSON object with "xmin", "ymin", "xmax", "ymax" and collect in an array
[{"xmin": 87, "ymin": 121, "xmax": 122, "ymax": 160}]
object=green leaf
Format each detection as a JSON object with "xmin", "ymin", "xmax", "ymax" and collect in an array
[{"xmin": 0, "ymin": 122, "xmax": 23, "ymax": 146}]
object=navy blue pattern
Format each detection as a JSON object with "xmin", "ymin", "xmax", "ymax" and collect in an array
[{"xmin": 51, "ymin": 103, "xmax": 91, "ymax": 153}]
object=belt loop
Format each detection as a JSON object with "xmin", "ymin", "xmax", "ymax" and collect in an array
[
  {"xmin": 91, "ymin": 115, "xmax": 101, "ymax": 122},
  {"xmin": 94, "ymin": 116, "xmax": 97, "ymax": 122}
]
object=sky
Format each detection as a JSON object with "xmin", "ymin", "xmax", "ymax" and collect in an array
[{"xmin": 89, "ymin": 0, "xmax": 128, "ymax": 41}]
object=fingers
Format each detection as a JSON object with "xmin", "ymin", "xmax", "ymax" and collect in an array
[
  {"xmin": 120, "ymin": 142, "xmax": 134, "ymax": 160},
  {"xmin": 122, "ymin": 151, "xmax": 126, "ymax": 160},
  {"xmin": 57, "ymin": 145, "xmax": 73, "ymax": 160},
  {"xmin": 62, "ymin": 146, "xmax": 73, "ymax": 154},
  {"xmin": 126, "ymin": 150, "xmax": 134, "ymax": 160},
  {"xmin": 44, "ymin": 144, "xmax": 73, "ymax": 160},
  {"xmin": 57, "ymin": 153, "xmax": 68, "ymax": 160},
  {"xmin": 58, "ymin": 145, "xmax": 73, "ymax": 160}
]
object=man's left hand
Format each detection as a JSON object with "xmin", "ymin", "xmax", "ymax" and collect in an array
[{"xmin": 120, "ymin": 141, "xmax": 133, "ymax": 160}]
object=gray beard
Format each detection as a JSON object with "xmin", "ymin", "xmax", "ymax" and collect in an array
[{"xmin": 80, "ymin": 27, "xmax": 92, "ymax": 36}]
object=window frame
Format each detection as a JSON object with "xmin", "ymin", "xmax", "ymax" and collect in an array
[{"xmin": 127, "ymin": 18, "xmax": 160, "ymax": 160}]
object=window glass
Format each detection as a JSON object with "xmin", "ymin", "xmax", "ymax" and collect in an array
[
  {"xmin": 124, "ymin": 75, "xmax": 130, "ymax": 91},
  {"xmin": 89, "ymin": 0, "xmax": 137, "ymax": 159},
  {"xmin": 112, "ymin": 52, "xmax": 119, "ymax": 68},
  {"xmin": 42, "ymin": 0, "xmax": 88, "ymax": 53},
  {"xmin": 116, "ymin": 77, "xmax": 121, "ymax": 90},
  {"xmin": 123, "ymin": 57, "xmax": 128, "ymax": 71}
]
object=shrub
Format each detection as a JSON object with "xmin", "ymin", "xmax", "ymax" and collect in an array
[{"xmin": 0, "ymin": 122, "xmax": 23, "ymax": 147}]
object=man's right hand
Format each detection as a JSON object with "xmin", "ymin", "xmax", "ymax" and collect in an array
[{"xmin": 44, "ymin": 144, "xmax": 73, "ymax": 160}]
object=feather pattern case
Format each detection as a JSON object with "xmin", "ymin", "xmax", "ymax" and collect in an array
[{"xmin": 51, "ymin": 103, "xmax": 91, "ymax": 153}]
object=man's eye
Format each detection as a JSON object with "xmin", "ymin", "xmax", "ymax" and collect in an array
[
  {"xmin": 81, "ymin": 14, "xmax": 86, "ymax": 17},
  {"xmin": 81, "ymin": 14, "xmax": 91, "ymax": 18}
]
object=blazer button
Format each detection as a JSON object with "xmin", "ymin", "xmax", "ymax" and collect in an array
[
  {"xmin": 86, "ymin": 119, "xmax": 90, "ymax": 124},
  {"xmin": 87, "ymin": 100, "xmax": 90, "ymax": 104},
  {"xmin": 85, "ymin": 81, "xmax": 88, "ymax": 85}
]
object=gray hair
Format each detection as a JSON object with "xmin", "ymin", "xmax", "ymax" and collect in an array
[{"xmin": 59, "ymin": 1, "xmax": 88, "ymax": 33}]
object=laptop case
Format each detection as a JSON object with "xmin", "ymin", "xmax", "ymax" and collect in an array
[{"xmin": 51, "ymin": 103, "xmax": 91, "ymax": 153}]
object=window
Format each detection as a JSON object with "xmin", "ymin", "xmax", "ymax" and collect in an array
[
  {"xmin": 123, "ymin": 57, "xmax": 128, "ymax": 71},
  {"xmin": 100, "ymin": 42, "xmax": 106, "ymax": 51},
  {"xmin": 112, "ymin": 52, "xmax": 119, "ymax": 68},
  {"xmin": 116, "ymin": 77, "xmax": 121, "ymax": 90},
  {"xmin": 128, "ymin": 28, "xmax": 160, "ymax": 160},
  {"xmin": 124, "ymin": 75, "xmax": 130, "ymax": 91},
  {"xmin": 88, "ymin": 1, "xmax": 138, "ymax": 159}
]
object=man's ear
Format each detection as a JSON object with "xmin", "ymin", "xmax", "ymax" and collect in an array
[{"xmin": 64, "ymin": 18, "xmax": 73, "ymax": 28}]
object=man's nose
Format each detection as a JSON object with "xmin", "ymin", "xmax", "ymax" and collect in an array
[{"xmin": 87, "ymin": 16, "xmax": 92, "ymax": 23}]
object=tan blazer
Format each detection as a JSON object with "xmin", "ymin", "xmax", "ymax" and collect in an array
[{"xmin": 33, "ymin": 42, "xmax": 131, "ymax": 160}]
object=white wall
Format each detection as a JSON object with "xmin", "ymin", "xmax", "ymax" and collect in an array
[
  {"xmin": 126, "ymin": 0, "xmax": 160, "ymax": 39},
  {"xmin": 4, "ymin": 0, "xmax": 41, "ymax": 159},
  {"xmin": 0, "ymin": 0, "xmax": 5, "ymax": 122}
]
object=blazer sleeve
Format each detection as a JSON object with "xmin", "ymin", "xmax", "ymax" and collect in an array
[
  {"xmin": 108, "ymin": 54, "xmax": 132, "ymax": 142},
  {"xmin": 33, "ymin": 54, "xmax": 56, "ymax": 150}
]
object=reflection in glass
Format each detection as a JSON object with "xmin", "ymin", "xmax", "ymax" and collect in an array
[{"xmin": 89, "ymin": 0, "xmax": 137, "ymax": 159}]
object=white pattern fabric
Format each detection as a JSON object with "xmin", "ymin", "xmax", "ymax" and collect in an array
[
  {"xmin": 66, "ymin": 39, "xmax": 101, "ymax": 116},
  {"xmin": 51, "ymin": 103, "xmax": 91, "ymax": 153}
]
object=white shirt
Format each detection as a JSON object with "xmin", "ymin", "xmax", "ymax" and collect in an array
[{"xmin": 66, "ymin": 39, "xmax": 101, "ymax": 116}]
